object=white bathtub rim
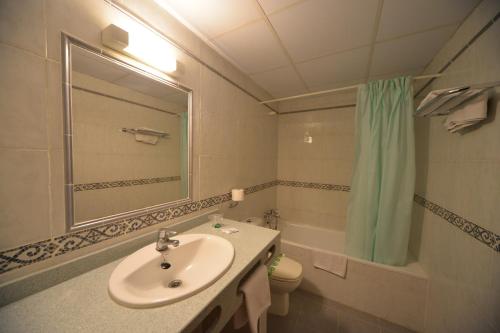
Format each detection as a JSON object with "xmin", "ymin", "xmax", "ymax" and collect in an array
[{"xmin": 281, "ymin": 239, "xmax": 428, "ymax": 279}]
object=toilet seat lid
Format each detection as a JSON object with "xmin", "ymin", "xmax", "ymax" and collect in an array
[{"xmin": 270, "ymin": 256, "xmax": 302, "ymax": 281}]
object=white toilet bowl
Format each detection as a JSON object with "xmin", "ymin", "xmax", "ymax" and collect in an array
[
  {"xmin": 268, "ymin": 255, "xmax": 303, "ymax": 316},
  {"xmin": 242, "ymin": 217, "xmax": 303, "ymax": 316}
]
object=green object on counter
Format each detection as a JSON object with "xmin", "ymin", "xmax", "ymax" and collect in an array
[
  {"xmin": 268, "ymin": 253, "xmax": 283, "ymax": 277},
  {"xmin": 213, "ymin": 223, "xmax": 222, "ymax": 228}
]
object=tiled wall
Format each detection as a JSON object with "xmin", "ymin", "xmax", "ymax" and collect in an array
[
  {"xmin": 277, "ymin": 91, "xmax": 356, "ymax": 231},
  {"xmin": 410, "ymin": 1, "xmax": 500, "ymax": 332},
  {"xmin": 72, "ymin": 72, "xmax": 183, "ymax": 222},
  {"xmin": 0, "ymin": 0, "xmax": 277, "ymax": 283}
]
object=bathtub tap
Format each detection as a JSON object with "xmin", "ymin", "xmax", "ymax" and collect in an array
[{"xmin": 264, "ymin": 209, "xmax": 280, "ymax": 230}]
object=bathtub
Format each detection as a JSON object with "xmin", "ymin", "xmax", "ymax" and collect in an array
[{"xmin": 279, "ymin": 222, "xmax": 428, "ymax": 332}]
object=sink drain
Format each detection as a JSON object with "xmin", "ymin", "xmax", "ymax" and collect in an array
[{"xmin": 168, "ymin": 279, "xmax": 182, "ymax": 288}]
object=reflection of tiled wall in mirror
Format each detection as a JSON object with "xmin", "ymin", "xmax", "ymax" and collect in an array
[{"xmin": 71, "ymin": 71, "xmax": 183, "ymax": 222}]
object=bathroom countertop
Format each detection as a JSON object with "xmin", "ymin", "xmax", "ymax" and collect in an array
[{"xmin": 0, "ymin": 220, "xmax": 279, "ymax": 333}]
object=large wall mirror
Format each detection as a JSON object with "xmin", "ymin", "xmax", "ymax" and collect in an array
[{"xmin": 62, "ymin": 34, "xmax": 192, "ymax": 231}]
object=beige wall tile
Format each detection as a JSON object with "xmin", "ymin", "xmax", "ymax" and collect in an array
[
  {"xmin": 45, "ymin": 0, "xmax": 116, "ymax": 61},
  {"xmin": 49, "ymin": 148, "xmax": 66, "ymax": 237},
  {"xmin": 278, "ymin": 90, "xmax": 357, "ymax": 113},
  {"xmin": 455, "ymin": 161, "xmax": 500, "ymax": 235},
  {"xmin": 46, "ymin": 60, "xmax": 64, "ymax": 150},
  {"xmin": 412, "ymin": 2, "xmax": 500, "ymax": 330},
  {"xmin": 0, "ymin": 0, "xmax": 45, "ymax": 56},
  {"xmin": 222, "ymin": 187, "xmax": 277, "ymax": 222},
  {"xmin": 277, "ymin": 186, "xmax": 349, "ymax": 231},
  {"xmin": 0, "ymin": 44, "xmax": 47, "ymax": 149},
  {"xmin": 0, "ymin": 149, "xmax": 50, "ymax": 250},
  {"xmin": 277, "ymin": 101, "xmax": 355, "ymax": 231}
]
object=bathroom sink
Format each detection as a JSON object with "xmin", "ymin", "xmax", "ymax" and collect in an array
[{"xmin": 108, "ymin": 233, "xmax": 234, "ymax": 308}]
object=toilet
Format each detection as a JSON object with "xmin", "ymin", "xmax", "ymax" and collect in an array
[{"xmin": 242, "ymin": 217, "xmax": 303, "ymax": 316}]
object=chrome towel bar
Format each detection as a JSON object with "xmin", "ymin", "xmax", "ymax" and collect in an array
[{"xmin": 121, "ymin": 127, "xmax": 169, "ymax": 138}]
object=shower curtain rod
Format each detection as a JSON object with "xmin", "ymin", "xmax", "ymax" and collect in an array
[{"xmin": 260, "ymin": 73, "xmax": 443, "ymax": 104}]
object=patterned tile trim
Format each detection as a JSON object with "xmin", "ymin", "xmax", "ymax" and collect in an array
[
  {"xmin": 73, "ymin": 176, "xmax": 181, "ymax": 192},
  {"xmin": 278, "ymin": 180, "xmax": 499, "ymax": 253},
  {"xmin": 277, "ymin": 179, "xmax": 351, "ymax": 192},
  {"xmin": 414, "ymin": 194, "xmax": 500, "ymax": 252},
  {"xmin": 3, "ymin": 180, "xmax": 497, "ymax": 275},
  {"xmin": 0, "ymin": 180, "xmax": 277, "ymax": 275}
]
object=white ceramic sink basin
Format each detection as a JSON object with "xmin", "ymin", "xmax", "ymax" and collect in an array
[{"xmin": 108, "ymin": 233, "xmax": 234, "ymax": 308}]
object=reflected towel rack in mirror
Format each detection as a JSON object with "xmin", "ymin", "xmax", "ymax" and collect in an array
[{"xmin": 121, "ymin": 127, "xmax": 170, "ymax": 138}]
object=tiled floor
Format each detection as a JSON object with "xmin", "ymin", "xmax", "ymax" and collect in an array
[
  {"xmin": 266, "ymin": 290, "xmax": 415, "ymax": 333},
  {"xmin": 223, "ymin": 289, "xmax": 415, "ymax": 333}
]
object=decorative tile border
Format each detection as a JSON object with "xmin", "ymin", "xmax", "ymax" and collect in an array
[
  {"xmin": 0, "ymin": 180, "xmax": 276, "ymax": 275},
  {"xmin": 413, "ymin": 194, "xmax": 500, "ymax": 252},
  {"xmin": 278, "ymin": 180, "xmax": 500, "ymax": 253},
  {"xmin": 2, "ymin": 179, "xmax": 498, "ymax": 275},
  {"xmin": 245, "ymin": 180, "xmax": 279, "ymax": 194},
  {"xmin": 277, "ymin": 180, "xmax": 351, "ymax": 192},
  {"xmin": 73, "ymin": 176, "xmax": 181, "ymax": 192}
]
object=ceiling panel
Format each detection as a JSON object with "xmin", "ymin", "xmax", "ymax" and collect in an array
[
  {"xmin": 154, "ymin": 0, "xmax": 477, "ymax": 98},
  {"xmin": 249, "ymin": 66, "xmax": 306, "ymax": 97},
  {"xmin": 377, "ymin": 0, "xmax": 479, "ymax": 41},
  {"xmin": 368, "ymin": 67, "xmax": 424, "ymax": 82},
  {"xmin": 213, "ymin": 20, "xmax": 289, "ymax": 74},
  {"xmin": 268, "ymin": 0, "xmax": 379, "ymax": 62},
  {"xmin": 158, "ymin": 0, "xmax": 262, "ymax": 38},
  {"xmin": 370, "ymin": 25, "xmax": 457, "ymax": 77},
  {"xmin": 257, "ymin": 0, "xmax": 304, "ymax": 14},
  {"xmin": 297, "ymin": 47, "xmax": 371, "ymax": 88}
]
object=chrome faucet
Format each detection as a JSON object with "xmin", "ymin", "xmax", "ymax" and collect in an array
[
  {"xmin": 264, "ymin": 209, "xmax": 280, "ymax": 230},
  {"xmin": 156, "ymin": 228, "xmax": 180, "ymax": 252}
]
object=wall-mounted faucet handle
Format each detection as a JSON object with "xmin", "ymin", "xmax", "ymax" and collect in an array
[{"xmin": 158, "ymin": 229, "xmax": 176, "ymax": 238}]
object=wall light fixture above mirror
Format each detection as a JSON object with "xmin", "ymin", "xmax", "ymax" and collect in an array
[
  {"xmin": 101, "ymin": 24, "xmax": 177, "ymax": 73},
  {"xmin": 62, "ymin": 33, "xmax": 192, "ymax": 232}
]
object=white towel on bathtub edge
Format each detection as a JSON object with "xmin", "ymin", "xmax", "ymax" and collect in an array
[{"xmin": 313, "ymin": 250, "xmax": 348, "ymax": 278}]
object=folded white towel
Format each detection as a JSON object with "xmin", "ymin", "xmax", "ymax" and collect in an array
[
  {"xmin": 135, "ymin": 127, "xmax": 159, "ymax": 145},
  {"xmin": 417, "ymin": 87, "xmax": 463, "ymax": 116},
  {"xmin": 313, "ymin": 250, "xmax": 348, "ymax": 278},
  {"xmin": 233, "ymin": 265, "xmax": 271, "ymax": 333},
  {"xmin": 444, "ymin": 93, "xmax": 488, "ymax": 133},
  {"xmin": 417, "ymin": 87, "xmax": 487, "ymax": 117}
]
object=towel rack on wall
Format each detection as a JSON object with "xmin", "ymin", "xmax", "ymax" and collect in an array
[
  {"xmin": 415, "ymin": 80, "xmax": 500, "ymax": 117},
  {"xmin": 121, "ymin": 127, "xmax": 170, "ymax": 138}
]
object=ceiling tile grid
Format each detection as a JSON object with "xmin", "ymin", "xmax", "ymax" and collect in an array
[
  {"xmin": 377, "ymin": 0, "xmax": 480, "ymax": 41},
  {"xmin": 267, "ymin": 0, "xmax": 379, "ymax": 62},
  {"xmin": 157, "ymin": 0, "xmax": 262, "ymax": 38},
  {"xmin": 370, "ymin": 24, "xmax": 459, "ymax": 77},
  {"xmin": 213, "ymin": 20, "xmax": 290, "ymax": 74},
  {"xmin": 157, "ymin": 0, "xmax": 481, "ymax": 98},
  {"xmin": 296, "ymin": 46, "xmax": 372, "ymax": 90},
  {"xmin": 249, "ymin": 65, "xmax": 305, "ymax": 97},
  {"xmin": 258, "ymin": 0, "xmax": 304, "ymax": 14}
]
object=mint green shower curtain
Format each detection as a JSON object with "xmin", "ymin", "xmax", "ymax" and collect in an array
[{"xmin": 345, "ymin": 76, "xmax": 415, "ymax": 266}]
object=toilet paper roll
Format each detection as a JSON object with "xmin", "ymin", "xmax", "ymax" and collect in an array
[{"xmin": 231, "ymin": 189, "xmax": 245, "ymax": 202}]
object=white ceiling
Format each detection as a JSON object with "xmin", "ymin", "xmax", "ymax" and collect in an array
[{"xmin": 156, "ymin": 0, "xmax": 480, "ymax": 98}]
